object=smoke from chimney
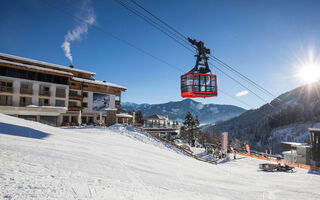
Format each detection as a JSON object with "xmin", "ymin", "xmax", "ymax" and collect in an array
[{"xmin": 61, "ymin": 0, "xmax": 95, "ymax": 64}]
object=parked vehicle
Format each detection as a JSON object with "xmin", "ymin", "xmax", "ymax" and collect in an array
[{"xmin": 259, "ymin": 163, "xmax": 295, "ymax": 173}]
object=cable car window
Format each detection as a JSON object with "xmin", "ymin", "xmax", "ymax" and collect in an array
[
  {"xmin": 187, "ymin": 74, "xmax": 193, "ymax": 92},
  {"xmin": 200, "ymin": 75, "xmax": 206, "ymax": 91},
  {"xmin": 194, "ymin": 74, "xmax": 199, "ymax": 91},
  {"xmin": 206, "ymin": 76, "xmax": 211, "ymax": 92}
]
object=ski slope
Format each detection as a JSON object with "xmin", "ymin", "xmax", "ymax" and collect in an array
[{"xmin": 0, "ymin": 114, "xmax": 320, "ymax": 200}]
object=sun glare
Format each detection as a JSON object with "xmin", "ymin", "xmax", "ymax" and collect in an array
[{"xmin": 297, "ymin": 64, "xmax": 320, "ymax": 84}]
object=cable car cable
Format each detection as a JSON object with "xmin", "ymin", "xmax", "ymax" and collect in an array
[
  {"xmin": 209, "ymin": 62, "xmax": 273, "ymax": 106},
  {"xmin": 127, "ymin": 0, "xmax": 280, "ymax": 102},
  {"xmin": 129, "ymin": 0, "xmax": 188, "ymax": 41},
  {"xmin": 39, "ymin": 0, "xmax": 185, "ymax": 73},
  {"xmin": 114, "ymin": 0, "xmax": 196, "ymax": 53},
  {"xmin": 39, "ymin": 0, "xmax": 277, "ymax": 118},
  {"xmin": 210, "ymin": 55, "xmax": 280, "ymax": 101}
]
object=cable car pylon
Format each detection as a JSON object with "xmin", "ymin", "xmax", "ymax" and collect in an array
[{"xmin": 181, "ymin": 38, "xmax": 217, "ymax": 98}]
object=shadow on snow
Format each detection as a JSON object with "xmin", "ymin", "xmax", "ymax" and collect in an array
[{"xmin": 0, "ymin": 122, "xmax": 50, "ymax": 139}]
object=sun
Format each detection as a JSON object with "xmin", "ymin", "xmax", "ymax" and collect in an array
[{"xmin": 297, "ymin": 64, "xmax": 320, "ymax": 84}]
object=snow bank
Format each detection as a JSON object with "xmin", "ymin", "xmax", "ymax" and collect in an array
[{"xmin": 1, "ymin": 114, "xmax": 320, "ymax": 200}]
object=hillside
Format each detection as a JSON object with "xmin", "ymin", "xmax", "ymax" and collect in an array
[
  {"xmin": 1, "ymin": 114, "xmax": 320, "ymax": 199},
  {"xmin": 203, "ymin": 81, "xmax": 320, "ymax": 153},
  {"xmin": 122, "ymin": 99, "xmax": 246, "ymax": 125}
]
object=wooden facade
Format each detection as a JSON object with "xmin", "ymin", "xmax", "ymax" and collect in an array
[{"xmin": 0, "ymin": 52, "xmax": 127, "ymax": 123}]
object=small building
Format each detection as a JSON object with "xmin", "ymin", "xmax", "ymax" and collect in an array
[
  {"xmin": 281, "ymin": 142, "xmax": 311, "ymax": 165},
  {"xmin": 0, "ymin": 52, "xmax": 127, "ymax": 126},
  {"xmin": 116, "ymin": 113, "xmax": 133, "ymax": 124},
  {"xmin": 141, "ymin": 114, "xmax": 179, "ymax": 140}
]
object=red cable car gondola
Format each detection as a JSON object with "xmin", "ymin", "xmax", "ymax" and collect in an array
[{"xmin": 181, "ymin": 38, "xmax": 217, "ymax": 98}]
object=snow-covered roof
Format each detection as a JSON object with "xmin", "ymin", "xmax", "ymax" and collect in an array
[
  {"xmin": 309, "ymin": 128, "xmax": 320, "ymax": 133},
  {"xmin": 143, "ymin": 114, "xmax": 167, "ymax": 120},
  {"xmin": 26, "ymin": 105, "xmax": 68, "ymax": 111},
  {"xmin": 116, "ymin": 113, "xmax": 133, "ymax": 118},
  {"xmin": 72, "ymin": 77, "xmax": 127, "ymax": 90},
  {"xmin": 0, "ymin": 52, "xmax": 95, "ymax": 75},
  {"xmin": 281, "ymin": 142, "xmax": 306, "ymax": 146},
  {"xmin": 0, "ymin": 59, "xmax": 73, "ymax": 76},
  {"xmin": 105, "ymin": 108, "xmax": 118, "ymax": 111}
]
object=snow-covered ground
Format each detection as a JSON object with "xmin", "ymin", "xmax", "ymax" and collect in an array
[{"xmin": 1, "ymin": 114, "xmax": 320, "ymax": 200}]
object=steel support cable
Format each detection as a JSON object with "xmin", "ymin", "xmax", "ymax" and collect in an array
[
  {"xmin": 210, "ymin": 54, "xmax": 280, "ymax": 101},
  {"xmin": 114, "ymin": 0, "xmax": 196, "ymax": 54},
  {"xmin": 39, "ymin": 0, "xmax": 273, "ymax": 114},
  {"xmin": 209, "ymin": 61, "xmax": 274, "ymax": 107},
  {"xmin": 129, "ymin": 0, "xmax": 188, "ymax": 41},
  {"xmin": 40, "ymin": 0, "xmax": 185, "ymax": 73},
  {"xmin": 128, "ymin": 0, "xmax": 279, "ymax": 102}
]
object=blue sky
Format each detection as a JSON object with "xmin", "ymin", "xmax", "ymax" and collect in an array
[{"xmin": 1, "ymin": 0, "xmax": 320, "ymax": 109}]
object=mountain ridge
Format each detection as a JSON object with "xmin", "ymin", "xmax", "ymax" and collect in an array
[
  {"xmin": 203, "ymin": 81, "xmax": 320, "ymax": 153},
  {"xmin": 122, "ymin": 99, "xmax": 246, "ymax": 125}
]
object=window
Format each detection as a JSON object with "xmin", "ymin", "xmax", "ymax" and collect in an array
[
  {"xmin": 0, "ymin": 66, "xmax": 69, "ymax": 85},
  {"xmin": 20, "ymin": 96, "xmax": 32, "ymax": 107},
  {"xmin": 0, "ymin": 80, "xmax": 13, "ymax": 93},
  {"xmin": 82, "ymin": 102, "xmax": 88, "ymax": 108},
  {"xmin": 71, "ymin": 116, "xmax": 77, "ymax": 123},
  {"xmin": 81, "ymin": 116, "xmax": 87, "ymax": 123},
  {"xmin": 83, "ymin": 92, "xmax": 88, "ymax": 97},
  {"xmin": 69, "ymin": 90, "xmax": 78, "ymax": 96},
  {"xmin": 56, "ymin": 88, "xmax": 66, "ymax": 98},
  {"xmin": 55, "ymin": 100, "xmax": 65, "ymax": 107},
  {"xmin": 63, "ymin": 116, "xmax": 69, "ymax": 123},
  {"xmin": 68, "ymin": 101, "xmax": 77, "ymax": 107},
  {"xmin": 39, "ymin": 85, "xmax": 50, "ymax": 96},
  {"xmin": 0, "ymin": 95, "xmax": 12, "ymax": 106},
  {"xmin": 39, "ymin": 98, "xmax": 50, "ymax": 106},
  {"xmin": 20, "ymin": 83, "xmax": 33, "ymax": 94}
]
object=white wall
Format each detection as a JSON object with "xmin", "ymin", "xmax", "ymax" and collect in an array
[{"xmin": 0, "ymin": 76, "xmax": 69, "ymax": 107}]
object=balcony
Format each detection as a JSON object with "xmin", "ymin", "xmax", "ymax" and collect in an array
[
  {"xmin": 39, "ymin": 91, "xmax": 50, "ymax": 97},
  {"xmin": 56, "ymin": 92, "xmax": 66, "ymax": 98},
  {"xmin": 68, "ymin": 106, "xmax": 81, "ymax": 111},
  {"xmin": 19, "ymin": 102, "xmax": 31, "ymax": 107},
  {"xmin": 69, "ymin": 93, "xmax": 82, "ymax": 100},
  {"xmin": 20, "ymin": 88, "xmax": 33, "ymax": 95},
  {"xmin": 69, "ymin": 90, "xmax": 82, "ymax": 100},
  {"xmin": 0, "ymin": 86, "xmax": 13, "ymax": 93}
]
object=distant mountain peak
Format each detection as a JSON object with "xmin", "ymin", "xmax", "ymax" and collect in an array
[{"xmin": 122, "ymin": 99, "xmax": 246, "ymax": 125}]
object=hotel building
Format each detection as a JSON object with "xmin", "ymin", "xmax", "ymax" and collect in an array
[{"xmin": 0, "ymin": 52, "xmax": 127, "ymax": 126}]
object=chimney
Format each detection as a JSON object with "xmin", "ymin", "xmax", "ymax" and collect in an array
[{"xmin": 69, "ymin": 64, "xmax": 74, "ymax": 68}]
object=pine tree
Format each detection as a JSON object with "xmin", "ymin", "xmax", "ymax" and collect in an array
[{"xmin": 182, "ymin": 112, "xmax": 195, "ymax": 145}]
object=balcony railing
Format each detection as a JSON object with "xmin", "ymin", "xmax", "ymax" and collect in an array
[
  {"xmin": 0, "ymin": 86, "xmax": 13, "ymax": 93},
  {"xmin": 69, "ymin": 95, "xmax": 82, "ymax": 100},
  {"xmin": 20, "ymin": 102, "xmax": 32, "ymax": 107},
  {"xmin": 143, "ymin": 123, "xmax": 180, "ymax": 129},
  {"xmin": 68, "ymin": 106, "xmax": 81, "ymax": 111},
  {"xmin": 56, "ymin": 92, "xmax": 66, "ymax": 98},
  {"xmin": 20, "ymin": 88, "xmax": 33, "ymax": 95},
  {"xmin": 39, "ymin": 91, "xmax": 50, "ymax": 97},
  {"xmin": 0, "ymin": 101, "xmax": 12, "ymax": 106}
]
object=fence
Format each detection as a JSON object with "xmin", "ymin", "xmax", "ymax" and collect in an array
[
  {"xmin": 237, "ymin": 152, "xmax": 320, "ymax": 172},
  {"xmin": 142, "ymin": 129, "xmax": 217, "ymax": 164}
]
